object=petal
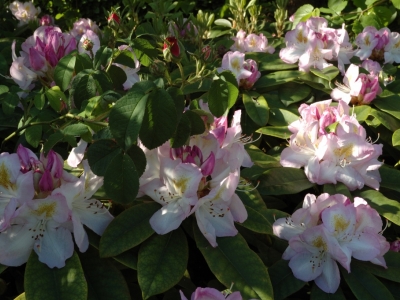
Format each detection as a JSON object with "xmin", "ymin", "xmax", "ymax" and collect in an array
[
  {"xmin": 0, "ymin": 224, "xmax": 34, "ymax": 266},
  {"xmin": 149, "ymin": 201, "xmax": 190, "ymax": 235},
  {"xmin": 314, "ymin": 255, "xmax": 341, "ymax": 293}
]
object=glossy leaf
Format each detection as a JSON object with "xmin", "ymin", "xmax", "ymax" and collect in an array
[
  {"xmin": 310, "ymin": 66, "xmax": 339, "ymax": 81},
  {"xmin": 245, "ymin": 53, "xmax": 298, "ymax": 71},
  {"xmin": 194, "ymin": 227, "xmax": 273, "ymax": 300},
  {"xmin": 99, "ymin": 202, "xmax": 159, "ymax": 257},
  {"xmin": 54, "ymin": 53, "xmax": 76, "ymax": 91},
  {"xmin": 393, "ymin": 129, "xmax": 400, "ymax": 147},
  {"xmin": 269, "ymin": 260, "xmax": 306, "ymax": 300},
  {"xmin": 70, "ymin": 69, "xmax": 97, "ymax": 109},
  {"xmin": 139, "ymin": 88, "xmax": 178, "ymax": 149},
  {"xmin": 310, "ymin": 284, "xmax": 346, "ymax": 300},
  {"xmin": 208, "ymin": 71, "xmax": 239, "ymax": 117},
  {"xmin": 257, "ymin": 167, "xmax": 315, "ymax": 195},
  {"xmin": 25, "ymin": 252, "xmax": 87, "ymax": 300},
  {"xmin": 357, "ymin": 189, "xmax": 400, "ymax": 226},
  {"xmin": 323, "ymin": 183, "xmax": 352, "ymax": 199},
  {"xmin": 87, "ymin": 139, "xmax": 122, "ymax": 176},
  {"xmin": 380, "ymin": 164, "xmax": 400, "ymax": 193},
  {"xmin": 279, "ymin": 83, "xmax": 311, "ymax": 106},
  {"xmin": 25, "ymin": 125, "xmax": 42, "ymax": 148},
  {"xmin": 138, "ymin": 228, "xmax": 188, "ymax": 299},
  {"xmin": 268, "ymin": 108, "xmax": 299, "ymax": 126},
  {"xmin": 243, "ymin": 91, "xmax": 269, "ymax": 126},
  {"xmin": 340, "ymin": 263, "xmax": 394, "ymax": 300},
  {"xmin": 257, "ymin": 126, "xmax": 291, "ymax": 139},
  {"xmin": 79, "ymin": 247, "xmax": 131, "ymax": 300},
  {"xmin": 94, "ymin": 46, "xmax": 113, "ymax": 70},
  {"xmin": 104, "ymin": 152, "xmax": 139, "ymax": 204},
  {"xmin": 245, "ymin": 144, "xmax": 281, "ymax": 169},
  {"xmin": 254, "ymin": 70, "xmax": 302, "ymax": 89}
]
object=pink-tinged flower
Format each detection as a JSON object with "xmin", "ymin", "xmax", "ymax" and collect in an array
[
  {"xmin": 334, "ymin": 24, "xmax": 355, "ymax": 75},
  {"xmin": 231, "ymin": 30, "xmax": 247, "ymax": 52},
  {"xmin": 70, "ymin": 18, "xmax": 101, "ymax": 40},
  {"xmin": 361, "ymin": 60, "xmax": 382, "ymax": 75},
  {"xmin": 113, "ymin": 45, "xmax": 140, "ymax": 90},
  {"xmin": 298, "ymin": 39, "xmax": 333, "ymax": 72},
  {"xmin": 54, "ymin": 160, "xmax": 113, "ymax": 252},
  {"xmin": 279, "ymin": 22, "xmax": 312, "ymax": 64},
  {"xmin": 9, "ymin": 1, "xmax": 41, "ymax": 26},
  {"xmin": 0, "ymin": 193, "xmax": 73, "ymax": 268},
  {"xmin": 240, "ymin": 59, "xmax": 260, "ymax": 89},
  {"xmin": 355, "ymin": 27, "xmax": 390, "ymax": 62},
  {"xmin": 331, "ymin": 64, "xmax": 382, "ymax": 105},
  {"xmin": 384, "ymin": 31, "xmax": 400, "ymax": 64},
  {"xmin": 244, "ymin": 33, "xmax": 275, "ymax": 53},
  {"xmin": 180, "ymin": 287, "xmax": 243, "ymax": 300},
  {"xmin": 67, "ymin": 139, "xmax": 88, "ymax": 168},
  {"xmin": 273, "ymin": 193, "xmax": 389, "ymax": 293}
]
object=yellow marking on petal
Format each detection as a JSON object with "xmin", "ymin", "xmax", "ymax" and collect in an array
[
  {"xmin": 312, "ymin": 236, "xmax": 327, "ymax": 251},
  {"xmin": 364, "ymin": 35, "xmax": 371, "ymax": 46},
  {"xmin": 296, "ymin": 30, "xmax": 308, "ymax": 43},
  {"xmin": 395, "ymin": 40, "xmax": 400, "ymax": 48},
  {"xmin": 231, "ymin": 58, "xmax": 241, "ymax": 72},
  {"xmin": 35, "ymin": 202, "xmax": 57, "ymax": 218},
  {"xmin": 333, "ymin": 214, "xmax": 350, "ymax": 232},
  {"xmin": 334, "ymin": 143, "xmax": 353, "ymax": 158},
  {"xmin": 173, "ymin": 177, "xmax": 190, "ymax": 194},
  {"xmin": 0, "ymin": 163, "xmax": 16, "ymax": 190}
]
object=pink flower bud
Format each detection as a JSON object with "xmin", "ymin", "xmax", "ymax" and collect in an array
[{"xmin": 108, "ymin": 13, "xmax": 120, "ymax": 25}]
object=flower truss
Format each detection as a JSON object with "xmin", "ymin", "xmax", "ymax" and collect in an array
[
  {"xmin": 218, "ymin": 51, "xmax": 261, "ymax": 89},
  {"xmin": 280, "ymin": 100, "xmax": 383, "ymax": 191},
  {"xmin": 331, "ymin": 64, "xmax": 382, "ymax": 105},
  {"xmin": 138, "ymin": 104, "xmax": 252, "ymax": 247},
  {"xmin": 230, "ymin": 29, "xmax": 275, "ymax": 54},
  {"xmin": 0, "ymin": 145, "xmax": 113, "ymax": 268},
  {"xmin": 9, "ymin": 1, "xmax": 41, "ymax": 26},
  {"xmin": 180, "ymin": 287, "xmax": 246, "ymax": 300},
  {"xmin": 273, "ymin": 193, "xmax": 389, "ymax": 293}
]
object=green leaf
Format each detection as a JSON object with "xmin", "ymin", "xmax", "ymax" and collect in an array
[
  {"xmin": 245, "ymin": 144, "xmax": 281, "ymax": 169},
  {"xmin": 182, "ymin": 78, "xmax": 213, "ymax": 94},
  {"xmin": 393, "ymin": 129, "xmax": 400, "ymax": 147},
  {"xmin": 323, "ymin": 183, "xmax": 352, "ymax": 199},
  {"xmin": 94, "ymin": 46, "xmax": 113, "ymax": 70},
  {"xmin": 46, "ymin": 86, "xmax": 67, "ymax": 112},
  {"xmin": 310, "ymin": 284, "xmax": 346, "ymax": 299},
  {"xmin": 108, "ymin": 83, "xmax": 151, "ymax": 149},
  {"xmin": 107, "ymin": 65, "xmax": 127, "ymax": 90},
  {"xmin": 76, "ymin": 53, "xmax": 93, "ymax": 72},
  {"xmin": 393, "ymin": 0, "xmax": 400, "ymax": 9},
  {"xmin": 87, "ymin": 139, "xmax": 122, "ymax": 176},
  {"xmin": 138, "ymin": 228, "xmax": 188, "ymax": 299},
  {"xmin": 254, "ymin": 71, "xmax": 302, "ymax": 89},
  {"xmin": 25, "ymin": 125, "xmax": 42, "ymax": 148},
  {"xmin": 62, "ymin": 123, "xmax": 90, "ymax": 137},
  {"xmin": 379, "ymin": 164, "xmax": 400, "ymax": 193},
  {"xmin": 310, "ymin": 66, "xmax": 339, "ymax": 81},
  {"xmin": 70, "ymin": 70, "xmax": 97, "ymax": 109},
  {"xmin": 0, "ymin": 264, "xmax": 7, "ymax": 274},
  {"xmin": 243, "ymin": 91, "xmax": 269, "ymax": 126},
  {"xmin": 257, "ymin": 168, "xmax": 314, "ymax": 195},
  {"xmin": 167, "ymin": 87, "xmax": 185, "ymax": 122},
  {"xmin": 139, "ymin": 88, "xmax": 178, "ymax": 149},
  {"xmin": 292, "ymin": 4, "xmax": 314, "ymax": 28},
  {"xmin": 25, "ymin": 252, "xmax": 87, "ymax": 300},
  {"xmin": 353, "ymin": 105, "xmax": 371, "ymax": 122},
  {"xmin": 170, "ymin": 114, "xmax": 191, "ymax": 148},
  {"xmin": 99, "ymin": 202, "xmax": 159, "ymax": 257},
  {"xmin": 245, "ymin": 53, "xmax": 298, "ymax": 71},
  {"xmin": 279, "ymin": 83, "xmax": 311, "ymax": 107},
  {"xmin": 354, "ymin": 251, "xmax": 400, "ymax": 283},
  {"xmin": 194, "ymin": 228, "xmax": 273, "ymax": 300},
  {"xmin": 340, "ymin": 263, "xmax": 394, "ymax": 300},
  {"xmin": 132, "ymin": 38, "xmax": 159, "ymax": 67},
  {"xmin": 3, "ymin": 92, "xmax": 20, "ymax": 114},
  {"xmin": 357, "ymin": 189, "xmax": 400, "ymax": 226},
  {"xmin": 269, "ymin": 260, "xmax": 306, "ymax": 300},
  {"xmin": 328, "ymin": 0, "xmax": 348, "ymax": 13},
  {"xmin": 114, "ymin": 50, "xmax": 139, "ymax": 68},
  {"xmin": 257, "ymin": 126, "xmax": 291, "ymax": 139},
  {"xmin": 126, "ymin": 144, "xmax": 147, "ymax": 177},
  {"xmin": 370, "ymin": 108, "xmax": 400, "ymax": 132},
  {"xmin": 79, "ymin": 247, "xmax": 131, "ymax": 300},
  {"xmin": 0, "ymin": 85, "xmax": 9, "ymax": 95},
  {"xmin": 54, "ymin": 53, "xmax": 76, "ymax": 91},
  {"xmin": 208, "ymin": 71, "xmax": 239, "ymax": 117},
  {"xmin": 104, "ymin": 153, "xmax": 139, "ymax": 204},
  {"xmin": 14, "ymin": 293, "xmax": 26, "ymax": 300},
  {"xmin": 184, "ymin": 110, "xmax": 205, "ymax": 135},
  {"xmin": 34, "ymin": 93, "xmax": 45, "ymax": 110},
  {"xmin": 268, "ymin": 108, "xmax": 298, "ymax": 126},
  {"xmin": 43, "ymin": 131, "xmax": 64, "ymax": 154}
]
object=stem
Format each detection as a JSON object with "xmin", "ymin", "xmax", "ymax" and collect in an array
[{"xmin": 176, "ymin": 62, "xmax": 186, "ymax": 88}]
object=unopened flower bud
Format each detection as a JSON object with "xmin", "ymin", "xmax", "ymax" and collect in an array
[
  {"xmin": 201, "ymin": 45, "xmax": 212, "ymax": 61},
  {"xmin": 82, "ymin": 38, "xmax": 94, "ymax": 51},
  {"xmin": 163, "ymin": 37, "xmax": 180, "ymax": 62},
  {"xmin": 108, "ymin": 12, "xmax": 120, "ymax": 25},
  {"xmin": 39, "ymin": 15, "xmax": 54, "ymax": 26}
]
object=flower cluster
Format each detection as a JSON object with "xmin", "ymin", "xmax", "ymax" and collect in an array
[
  {"xmin": 280, "ymin": 17, "xmax": 354, "ymax": 73},
  {"xmin": 10, "ymin": 26, "xmax": 76, "ymax": 94},
  {"xmin": 231, "ymin": 29, "xmax": 275, "ymax": 54},
  {"xmin": 0, "ymin": 145, "xmax": 113, "ymax": 268},
  {"xmin": 70, "ymin": 18, "xmax": 101, "ymax": 40},
  {"xmin": 138, "ymin": 103, "xmax": 252, "ymax": 247},
  {"xmin": 355, "ymin": 26, "xmax": 400, "ymax": 64},
  {"xmin": 9, "ymin": 1, "xmax": 41, "ymax": 26},
  {"xmin": 331, "ymin": 63, "xmax": 382, "ymax": 105},
  {"xmin": 273, "ymin": 193, "xmax": 389, "ymax": 293},
  {"xmin": 219, "ymin": 51, "xmax": 261, "ymax": 89},
  {"xmin": 280, "ymin": 100, "xmax": 383, "ymax": 191}
]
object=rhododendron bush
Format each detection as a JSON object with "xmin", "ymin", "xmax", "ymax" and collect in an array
[{"xmin": 2, "ymin": 0, "xmax": 400, "ymax": 299}]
